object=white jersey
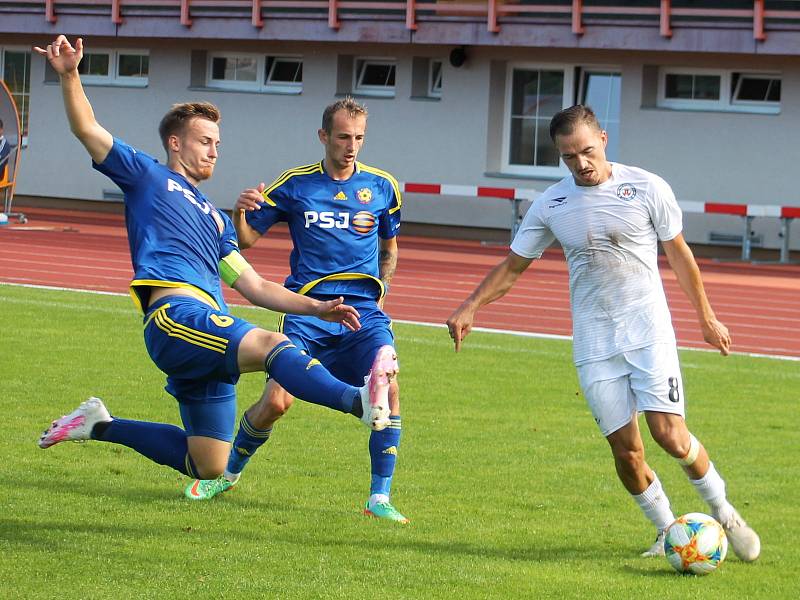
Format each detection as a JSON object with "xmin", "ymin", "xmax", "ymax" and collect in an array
[{"xmin": 510, "ymin": 163, "xmax": 683, "ymax": 365}]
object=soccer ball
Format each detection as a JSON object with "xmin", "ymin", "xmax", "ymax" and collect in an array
[{"xmin": 664, "ymin": 512, "xmax": 728, "ymax": 575}]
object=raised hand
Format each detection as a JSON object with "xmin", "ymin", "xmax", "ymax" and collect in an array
[
  {"xmin": 235, "ymin": 182, "xmax": 267, "ymax": 213},
  {"xmin": 33, "ymin": 35, "xmax": 83, "ymax": 75}
]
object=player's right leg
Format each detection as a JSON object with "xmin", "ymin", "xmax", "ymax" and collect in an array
[
  {"xmin": 578, "ymin": 356, "xmax": 676, "ymax": 557},
  {"xmin": 38, "ymin": 394, "xmax": 233, "ymax": 480}
]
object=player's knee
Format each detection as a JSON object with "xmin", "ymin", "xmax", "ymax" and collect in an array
[
  {"xmin": 267, "ymin": 392, "xmax": 294, "ymax": 418},
  {"xmin": 612, "ymin": 444, "xmax": 645, "ymax": 470},
  {"xmin": 192, "ymin": 455, "xmax": 227, "ymax": 479},
  {"xmin": 651, "ymin": 424, "xmax": 688, "ymax": 458}
]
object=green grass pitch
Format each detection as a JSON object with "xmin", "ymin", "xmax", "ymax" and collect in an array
[{"xmin": 1, "ymin": 284, "xmax": 798, "ymax": 599}]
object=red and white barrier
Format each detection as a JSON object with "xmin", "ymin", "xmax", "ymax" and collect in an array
[{"xmin": 400, "ymin": 182, "xmax": 799, "ymax": 263}]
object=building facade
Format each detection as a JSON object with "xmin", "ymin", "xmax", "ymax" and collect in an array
[{"xmin": 2, "ymin": 1, "xmax": 799, "ymax": 248}]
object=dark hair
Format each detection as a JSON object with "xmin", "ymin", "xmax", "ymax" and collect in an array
[
  {"xmin": 158, "ymin": 102, "xmax": 221, "ymax": 150},
  {"xmin": 321, "ymin": 96, "xmax": 368, "ymax": 134},
  {"xmin": 549, "ymin": 105, "xmax": 602, "ymax": 141},
  {"xmin": 0, "ymin": 118, "xmax": 4, "ymax": 129}
]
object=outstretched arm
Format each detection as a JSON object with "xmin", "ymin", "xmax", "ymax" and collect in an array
[
  {"xmin": 33, "ymin": 36, "xmax": 113, "ymax": 164},
  {"xmin": 446, "ymin": 251, "xmax": 533, "ymax": 352},
  {"xmin": 662, "ymin": 233, "xmax": 731, "ymax": 355},
  {"xmin": 232, "ymin": 267, "xmax": 361, "ymax": 330}
]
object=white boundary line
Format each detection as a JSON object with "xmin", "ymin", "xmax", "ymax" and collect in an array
[{"xmin": 2, "ymin": 281, "xmax": 798, "ymax": 362}]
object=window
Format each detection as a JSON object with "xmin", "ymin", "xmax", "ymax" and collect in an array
[
  {"xmin": 265, "ymin": 56, "xmax": 303, "ymax": 92},
  {"xmin": 211, "ymin": 54, "xmax": 257, "ymax": 84},
  {"xmin": 658, "ymin": 68, "xmax": 780, "ymax": 114},
  {"xmin": 207, "ymin": 53, "xmax": 302, "ymax": 94},
  {"xmin": 1, "ymin": 49, "xmax": 31, "ymax": 138},
  {"xmin": 76, "ymin": 49, "xmax": 149, "ymax": 87},
  {"xmin": 429, "ymin": 60, "xmax": 442, "ymax": 98},
  {"xmin": 117, "ymin": 53, "xmax": 150, "ymax": 81},
  {"xmin": 732, "ymin": 73, "xmax": 780, "ymax": 106},
  {"xmin": 503, "ymin": 66, "xmax": 571, "ymax": 176},
  {"xmin": 353, "ymin": 58, "xmax": 396, "ymax": 97},
  {"xmin": 579, "ymin": 70, "xmax": 621, "ymax": 161},
  {"xmin": 502, "ymin": 64, "xmax": 622, "ymax": 175}
]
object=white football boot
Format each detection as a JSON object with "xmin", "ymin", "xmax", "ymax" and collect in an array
[
  {"xmin": 641, "ymin": 529, "xmax": 666, "ymax": 557},
  {"xmin": 715, "ymin": 508, "xmax": 760, "ymax": 562},
  {"xmin": 39, "ymin": 397, "xmax": 112, "ymax": 449}
]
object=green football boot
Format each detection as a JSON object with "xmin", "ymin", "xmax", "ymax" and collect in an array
[
  {"xmin": 184, "ymin": 475, "xmax": 237, "ymax": 501},
  {"xmin": 363, "ymin": 500, "xmax": 410, "ymax": 524}
]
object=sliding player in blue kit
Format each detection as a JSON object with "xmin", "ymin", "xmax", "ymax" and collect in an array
[
  {"xmin": 34, "ymin": 36, "xmax": 398, "ymax": 492},
  {"xmin": 187, "ymin": 98, "xmax": 409, "ymax": 523}
]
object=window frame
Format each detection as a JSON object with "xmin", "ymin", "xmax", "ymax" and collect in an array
[
  {"xmin": 428, "ymin": 59, "xmax": 443, "ymax": 98},
  {"xmin": 657, "ymin": 67, "xmax": 780, "ymax": 114},
  {"xmin": 501, "ymin": 62, "xmax": 576, "ymax": 178},
  {"xmin": 577, "ymin": 67, "xmax": 622, "ymax": 162},
  {"xmin": 731, "ymin": 72, "xmax": 781, "ymax": 109},
  {"xmin": 207, "ymin": 52, "xmax": 261, "ymax": 91},
  {"xmin": 353, "ymin": 57, "xmax": 396, "ymax": 98},
  {"xmin": 0, "ymin": 45, "xmax": 32, "ymax": 143},
  {"xmin": 77, "ymin": 48, "xmax": 149, "ymax": 87},
  {"xmin": 206, "ymin": 52, "xmax": 303, "ymax": 94},
  {"xmin": 264, "ymin": 55, "xmax": 303, "ymax": 93}
]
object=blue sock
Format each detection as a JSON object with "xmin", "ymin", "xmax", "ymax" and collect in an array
[
  {"xmin": 227, "ymin": 414, "xmax": 272, "ymax": 475},
  {"xmin": 93, "ymin": 418, "xmax": 197, "ymax": 477},
  {"xmin": 265, "ymin": 341, "xmax": 358, "ymax": 414},
  {"xmin": 369, "ymin": 416, "xmax": 402, "ymax": 497}
]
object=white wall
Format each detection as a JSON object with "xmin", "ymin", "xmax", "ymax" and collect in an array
[{"xmin": 10, "ymin": 36, "xmax": 800, "ymax": 249}]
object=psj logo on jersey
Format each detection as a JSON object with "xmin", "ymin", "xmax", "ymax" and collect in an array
[
  {"xmin": 168, "ymin": 178, "xmax": 211, "ymax": 214},
  {"xmin": 304, "ymin": 210, "xmax": 376, "ymax": 234}
]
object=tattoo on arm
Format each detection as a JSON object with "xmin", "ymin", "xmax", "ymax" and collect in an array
[{"xmin": 379, "ymin": 248, "xmax": 398, "ymax": 288}]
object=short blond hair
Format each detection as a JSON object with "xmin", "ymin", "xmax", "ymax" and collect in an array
[
  {"xmin": 158, "ymin": 102, "xmax": 221, "ymax": 150},
  {"xmin": 321, "ymin": 97, "xmax": 368, "ymax": 134}
]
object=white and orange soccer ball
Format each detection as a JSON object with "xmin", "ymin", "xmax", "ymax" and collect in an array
[{"xmin": 664, "ymin": 512, "xmax": 728, "ymax": 575}]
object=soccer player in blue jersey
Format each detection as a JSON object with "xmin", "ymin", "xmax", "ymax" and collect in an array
[
  {"xmin": 34, "ymin": 36, "xmax": 398, "ymax": 493},
  {"xmin": 187, "ymin": 98, "xmax": 408, "ymax": 523}
]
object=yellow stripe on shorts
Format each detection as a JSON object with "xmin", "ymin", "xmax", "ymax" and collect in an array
[{"xmin": 152, "ymin": 306, "xmax": 228, "ymax": 354}]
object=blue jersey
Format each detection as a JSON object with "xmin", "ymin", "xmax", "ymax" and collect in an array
[
  {"xmin": 246, "ymin": 161, "xmax": 401, "ymax": 300},
  {"xmin": 94, "ymin": 139, "xmax": 240, "ymax": 313}
]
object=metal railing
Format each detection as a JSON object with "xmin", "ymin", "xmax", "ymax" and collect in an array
[{"xmin": 3, "ymin": 0, "xmax": 800, "ymax": 37}]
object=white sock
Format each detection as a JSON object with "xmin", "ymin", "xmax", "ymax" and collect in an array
[
  {"xmin": 223, "ymin": 469, "xmax": 241, "ymax": 484},
  {"xmin": 632, "ymin": 473, "xmax": 675, "ymax": 532},
  {"xmin": 690, "ymin": 462, "xmax": 733, "ymax": 522},
  {"xmin": 368, "ymin": 493, "xmax": 389, "ymax": 508}
]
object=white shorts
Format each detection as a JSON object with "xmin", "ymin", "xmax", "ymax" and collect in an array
[{"xmin": 576, "ymin": 343, "xmax": 685, "ymax": 437}]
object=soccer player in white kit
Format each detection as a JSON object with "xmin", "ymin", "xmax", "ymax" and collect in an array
[{"xmin": 446, "ymin": 105, "xmax": 760, "ymax": 561}]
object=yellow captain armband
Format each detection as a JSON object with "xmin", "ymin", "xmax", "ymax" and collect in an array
[{"xmin": 219, "ymin": 251, "xmax": 252, "ymax": 287}]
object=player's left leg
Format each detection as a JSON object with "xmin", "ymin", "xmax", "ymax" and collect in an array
[
  {"xmin": 335, "ymin": 311, "xmax": 408, "ymax": 523},
  {"xmin": 645, "ymin": 412, "xmax": 761, "ymax": 562},
  {"xmin": 635, "ymin": 343, "xmax": 760, "ymax": 562}
]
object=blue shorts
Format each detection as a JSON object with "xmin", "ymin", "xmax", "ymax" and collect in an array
[
  {"xmin": 143, "ymin": 295, "xmax": 257, "ymax": 441},
  {"xmin": 281, "ymin": 296, "xmax": 395, "ymax": 387}
]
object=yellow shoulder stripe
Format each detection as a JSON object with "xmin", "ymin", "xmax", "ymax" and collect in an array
[
  {"xmin": 358, "ymin": 163, "xmax": 402, "ymax": 214},
  {"xmin": 262, "ymin": 162, "xmax": 323, "ymax": 207}
]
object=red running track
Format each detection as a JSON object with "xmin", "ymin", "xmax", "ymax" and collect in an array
[{"xmin": 1, "ymin": 206, "xmax": 799, "ymax": 359}]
